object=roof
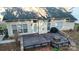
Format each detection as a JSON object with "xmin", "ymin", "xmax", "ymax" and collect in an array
[
  {"xmin": 2, "ymin": 7, "xmax": 77, "ymax": 21},
  {"xmin": 65, "ymin": 12, "xmax": 77, "ymax": 22},
  {"xmin": 3, "ymin": 7, "xmax": 44, "ymax": 21},
  {"xmin": 44, "ymin": 7, "xmax": 77, "ymax": 21}
]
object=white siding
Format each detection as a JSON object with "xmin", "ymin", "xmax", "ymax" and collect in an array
[
  {"xmin": 61, "ymin": 22, "xmax": 75, "ymax": 30},
  {"xmin": 7, "ymin": 21, "xmax": 32, "ymax": 36},
  {"xmin": 38, "ymin": 20, "xmax": 48, "ymax": 34},
  {"xmin": 50, "ymin": 20, "xmax": 75, "ymax": 30},
  {"xmin": 7, "ymin": 20, "xmax": 48, "ymax": 36},
  {"xmin": 6, "ymin": 19, "xmax": 75, "ymax": 36}
]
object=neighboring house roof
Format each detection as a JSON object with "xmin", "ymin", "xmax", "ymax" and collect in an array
[{"xmin": 2, "ymin": 7, "xmax": 77, "ymax": 21}]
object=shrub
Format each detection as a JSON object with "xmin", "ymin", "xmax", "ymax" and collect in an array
[
  {"xmin": 75, "ymin": 24, "xmax": 79, "ymax": 31},
  {"xmin": 50, "ymin": 27, "xmax": 59, "ymax": 33},
  {"xmin": 76, "ymin": 26, "xmax": 79, "ymax": 31}
]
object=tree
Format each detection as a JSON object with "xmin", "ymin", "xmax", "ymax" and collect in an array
[{"xmin": 0, "ymin": 24, "xmax": 7, "ymax": 35}]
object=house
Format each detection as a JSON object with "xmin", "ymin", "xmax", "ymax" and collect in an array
[{"xmin": 1, "ymin": 7, "xmax": 77, "ymax": 37}]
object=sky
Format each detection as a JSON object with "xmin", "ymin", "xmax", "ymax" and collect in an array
[{"xmin": 71, "ymin": 7, "xmax": 79, "ymax": 21}]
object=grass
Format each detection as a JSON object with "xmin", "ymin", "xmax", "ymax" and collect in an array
[
  {"xmin": 74, "ymin": 23, "xmax": 79, "ymax": 31},
  {"xmin": 0, "ymin": 24, "xmax": 7, "ymax": 30},
  {"xmin": 52, "ymin": 48, "xmax": 60, "ymax": 51}
]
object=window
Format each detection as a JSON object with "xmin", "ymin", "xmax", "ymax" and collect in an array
[
  {"xmin": 18, "ymin": 24, "xmax": 22, "ymax": 33},
  {"xmin": 66, "ymin": 18, "xmax": 70, "ymax": 22},
  {"xmin": 48, "ymin": 20, "xmax": 51, "ymax": 22},
  {"xmin": 12, "ymin": 24, "xmax": 28, "ymax": 34},
  {"xmin": 33, "ymin": 20, "xmax": 37, "ymax": 23},
  {"xmin": 34, "ymin": 23, "xmax": 38, "ymax": 32},
  {"xmin": 47, "ymin": 22, "xmax": 51, "ymax": 30},
  {"xmin": 55, "ymin": 22, "xmax": 63, "ymax": 29},
  {"xmin": 23, "ymin": 24, "xmax": 28, "ymax": 33},
  {"xmin": 12, "ymin": 25, "xmax": 17, "ymax": 34}
]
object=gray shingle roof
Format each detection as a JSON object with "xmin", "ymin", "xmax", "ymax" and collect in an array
[
  {"xmin": 44, "ymin": 7, "xmax": 77, "ymax": 21},
  {"xmin": 3, "ymin": 7, "xmax": 43, "ymax": 21},
  {"xmin": 3, "ymin": 7, "xmax": 77, "ymax": 21}
]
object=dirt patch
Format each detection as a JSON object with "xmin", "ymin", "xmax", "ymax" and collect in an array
[
  {"xmin": 64, "ymin": 30, "xmax": 79, "ymax": 51},
  {"xmin": 0, "ymin": 42, "xmax": 20, "ymax": 51}
]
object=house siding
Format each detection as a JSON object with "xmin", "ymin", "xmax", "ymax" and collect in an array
[
  {"xmin": 7, "ymin": 21, "xmax": 32, "ymax": 36},
  {"xmin": 50, "ymin": 19, "xmax": 75, "ymax": 30},
  {"xmin": 61, "ymin": 22, "xmax": 75, "ymax": 30},
  {"xmin": 6, "ymin": 19, "xmax": 75, "ymax": 36},
  {"xmin": 7, "ymin": 20, "xmax": 48, "ymax": 36},
  {"xmin": 38, "ymin": 20, "xmax": 48, "ymax": 34}
]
